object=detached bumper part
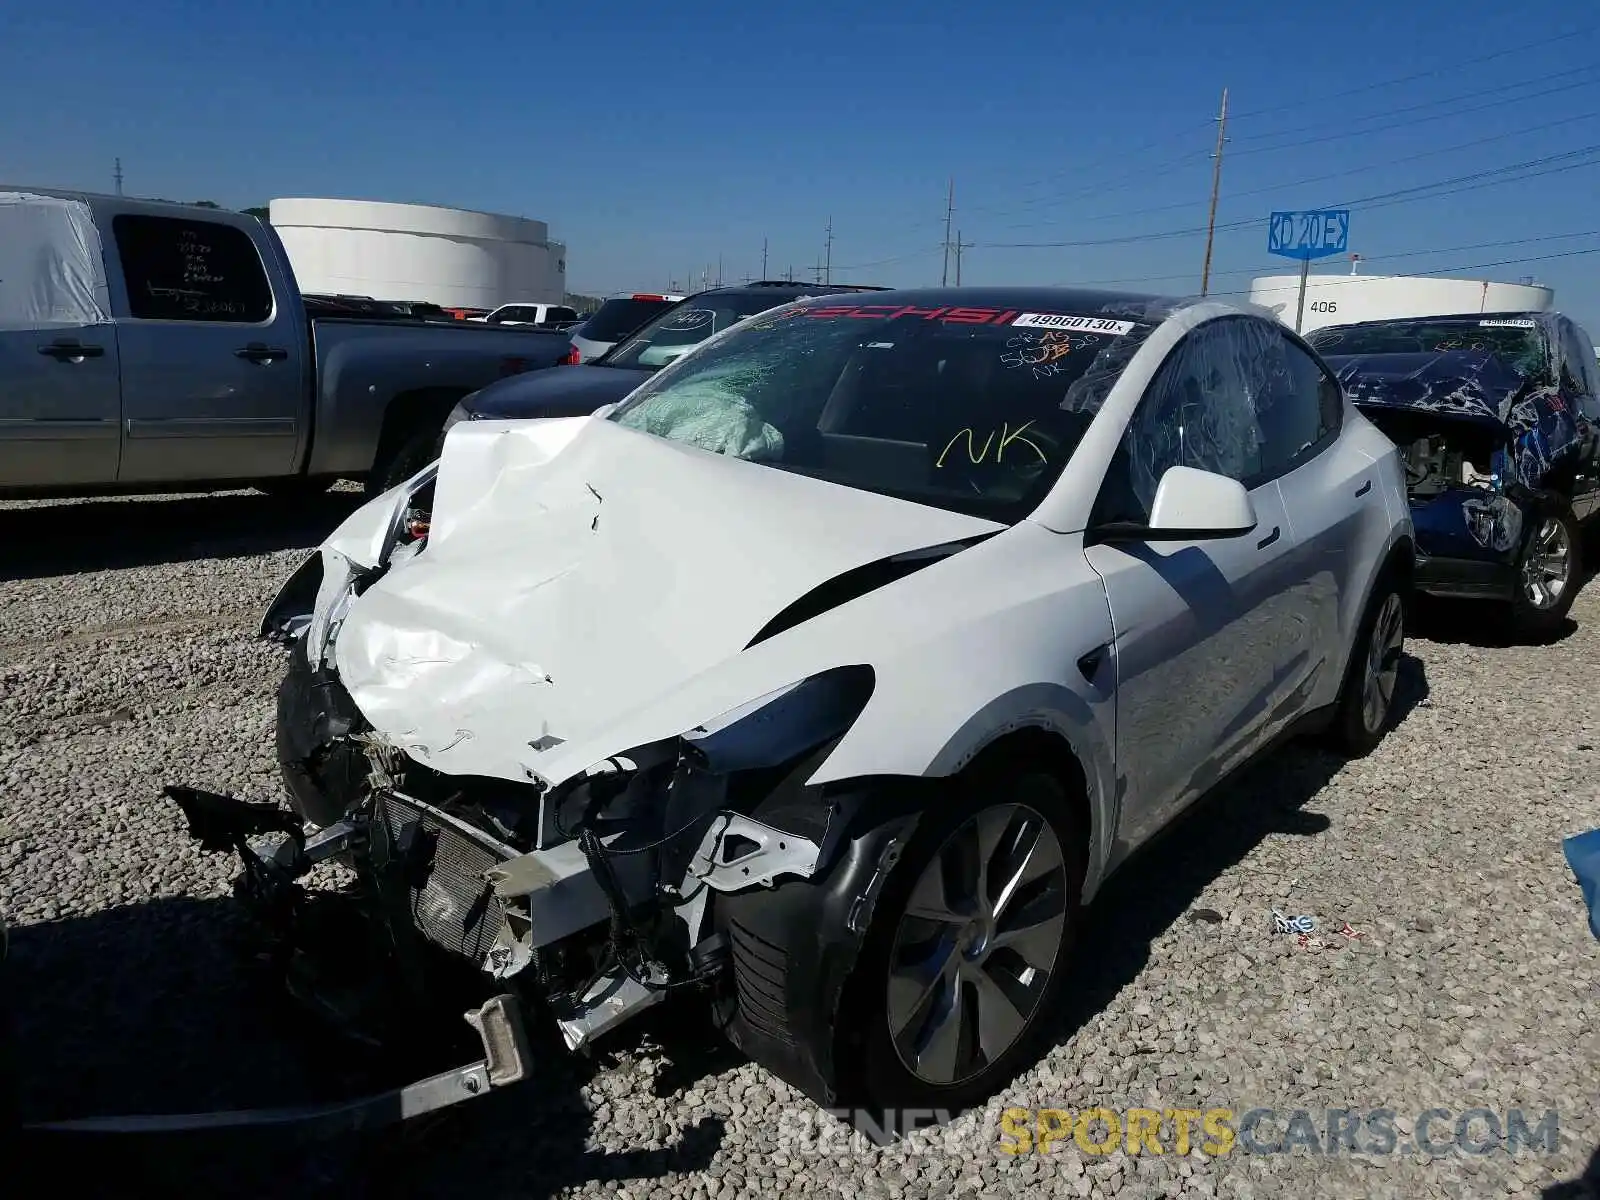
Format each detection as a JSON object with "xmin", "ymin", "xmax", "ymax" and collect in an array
[{"xmin": 22, "ymin": 993, "xmax": 532, "ymax": 1138}]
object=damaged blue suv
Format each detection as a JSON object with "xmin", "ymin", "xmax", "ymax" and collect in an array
[{"xmin": 1308, "ymin": 311, "xmax": 1600, "ymax": 638}]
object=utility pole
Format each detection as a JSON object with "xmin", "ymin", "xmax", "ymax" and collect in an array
[
  {"xmin": 716, "ymin": 255, "xmax": 723, "ymax": 287},
  {"xmin": 940, "ymin": 178, "xmax": 954, "ymax": 286},
  {"xmin": 1199, "ymin": 87, "xmax": 1229, "ymax": 297},
  {"xmin": 823, "ymin": 217, "xmax": 833, "ymax": 284},
  {"xmin": 761, "ymin": 237, "xmax": 768, "ymax": 279},
  {"xmin": 954, "ymin": 230, "xmax": 975, "ymax": 285},
  {"xmin": 786, "ymin": 265, "xmax": 794, "ymax": 282},
  {"xmin": 113, "ymin": 157, "xmax": 124, "ymax": 196}
]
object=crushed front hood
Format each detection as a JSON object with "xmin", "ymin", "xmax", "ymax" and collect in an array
[
  {"xmin": 332, "ymin": 416, "xmax": 1001, "ymax": 784},
  {"xmin": 1324, "ymin": 349, "xmax": 1527, "ymax": 429}
]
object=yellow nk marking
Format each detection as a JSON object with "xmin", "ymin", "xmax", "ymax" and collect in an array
[{"xmin": 936, "ymin": 420, "xmax": 1046, "ymax": 468}]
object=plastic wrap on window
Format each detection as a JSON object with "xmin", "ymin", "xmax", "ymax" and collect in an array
[
  {"xmin": 1060, "ymin": 322, "xmax": 1159, "ymax": 415},
  {"xmin": 1124, "ymin": 317, "xmax": 1286, "ymax": 512},
  {"xmin": 0, "ymin": 192, "xmax": 111, "ymax": 328}
]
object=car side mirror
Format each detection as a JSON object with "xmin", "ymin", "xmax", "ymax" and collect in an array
[{"xmin": 1091, "ymin": 465, "xmax": 1258, "ymax": 543}]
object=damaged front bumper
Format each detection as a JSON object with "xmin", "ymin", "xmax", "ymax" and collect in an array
[
  {"xmin": 1409, "ymin": 485, "xmax": 1560, "ymax": 602},
  {"xmin": 24, "ymin": 992, "xmax": 530, "ymax": 1139}
]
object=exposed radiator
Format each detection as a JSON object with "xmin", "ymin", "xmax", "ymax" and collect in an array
[{"xmin": 375, "ymin": 791, "xmax": 511, "ymax": 965}]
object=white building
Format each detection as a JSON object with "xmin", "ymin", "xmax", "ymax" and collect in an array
[
  {"xmin": 1248, "ymin": 272, "xmax": 1553, "ymax": 335},
  {"xmin": 267, "ymin": 197, "xmax": 567, "ymax": 310}
]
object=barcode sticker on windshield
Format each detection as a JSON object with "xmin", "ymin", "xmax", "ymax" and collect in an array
[
  {"xmin": 1480, "ymin": 319, "xmax": 1535, "ymax": 328},
  {"xmin": 1011, "ymin": 313, "xmax": 1135, "ymax": 335}
]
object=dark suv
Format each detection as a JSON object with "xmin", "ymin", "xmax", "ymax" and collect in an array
[
  {"xmin": 442, "ymin": 280, "xmax": 888, "ymax": 432},
  {"xmin": 1308, "ymin": 310, "xmax": 1600, "ymax": 637}
]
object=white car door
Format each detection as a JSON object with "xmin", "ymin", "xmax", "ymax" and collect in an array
[
  {"xmin": 1264, "ymin": 332, "xmax": 1392, "ymax": 713},
  {"xmin": 1082, "ymin": 316, "xmax": 1307, "ymax": 853}
]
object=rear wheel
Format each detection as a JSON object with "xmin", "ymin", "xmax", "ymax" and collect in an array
[
  {"xmin": 1330, "ymin": 572, "xmax": 1407, "ymax": 758},
  {"xmin": 1510, "ymin": 504, "xmax": 1581, "ymax": 640},
  {"xmin": 845, "ymin": 763, "xmax": 1085, "ymax": 1111}
]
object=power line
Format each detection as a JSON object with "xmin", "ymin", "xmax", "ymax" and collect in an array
[
  {"xmin": 977, "ymin": 144, "xmax": 1600, "ymax": 250},
  {"xmin": 1224, "ymin": 21, "xmax": 1600, "ymax": 122},
  {"xmin": 1057, "ymin": 230, "xmax": 1600, "ymax": 288},
  {"xmin": 829, "ymin": 246, "xmax": 943, "ymax": 272},
  {"xmin": 907, "ymin": 24, "xmax": 1600, "ymax": 231},
  {"xmin": 1204, "ymin": 243, "xmax": 1600, "ymax": 299},
  {"xmin": 984, "ymin": 74, "xmax": 1600, "ymax": 232},
  {"xmin": 1229, "ymin": 75, "xmax": 1599, "ymax": 157},
  {"xmin": 1230, "ymin": 64, "xmax": 1595, "ymax": 148},
  {"xmin": 1005, "ymin": 107, "xmax": 1600, "ymax": 232}
]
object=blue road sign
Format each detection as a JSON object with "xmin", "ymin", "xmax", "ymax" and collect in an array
[{"xmin": 1267, "ymin": 209, "xmax": 1350, "ymax": 261}]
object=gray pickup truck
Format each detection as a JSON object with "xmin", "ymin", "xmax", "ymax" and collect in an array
[{"xmin": 0, "ymin": 188, "xmax": 576, "ymax": 500}]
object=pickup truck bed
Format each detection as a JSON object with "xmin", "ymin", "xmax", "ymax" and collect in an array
[{"xmin": 0, "ymin": 188, "xmax": 575, "ymax": 499}]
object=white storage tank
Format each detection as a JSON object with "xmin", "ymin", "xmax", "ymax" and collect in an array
[
  {"xmin": 267, "ymin": 197, "xmax": 567, "ymax": 310},
  {"xmin": 1248, "ymin": 272, "xmax": 1553, "ymax": 335}
]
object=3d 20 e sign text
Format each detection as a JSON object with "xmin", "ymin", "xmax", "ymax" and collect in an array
[{"xmin": 1267, "ymin": 210, "xmax": 1350, "ymax": 262}]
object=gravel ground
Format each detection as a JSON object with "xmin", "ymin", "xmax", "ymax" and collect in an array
[{"xmin": 2, "ymin": 488, "xmax": 1598, "ymax": 1199}]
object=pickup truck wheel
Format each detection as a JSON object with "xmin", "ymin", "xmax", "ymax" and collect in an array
[
  {"xmin": 842, "ymin": 763, "xmax": 1085, "ymax": 1113},
  {"xmin": 1510, "ymin": 504, "xmax": 1581, "ymax": 640},
  {"xmin": 367, "ymin": 426, "xmax": 443, "ymax": 498}
]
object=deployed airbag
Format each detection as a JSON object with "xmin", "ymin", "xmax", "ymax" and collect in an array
[{"xmin": 616, "ymin": 369, "xmax": 785, "ymax": 460}]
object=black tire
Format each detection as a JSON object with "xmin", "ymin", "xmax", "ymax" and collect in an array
[
  {"xmin": 1510, "ymin": 502, "xmax": 1582, "ymax": 641},
  {"xmin": 1329, "ymin": 568, "xmax": 1408, "ymax": 758},
  {"xmin": 841, "ymin": 760, "xmax": 1086, "ymax": 1113},
  {"xmin": 366, "ymin": 425, "xmax": 445, "ymax": 499}
]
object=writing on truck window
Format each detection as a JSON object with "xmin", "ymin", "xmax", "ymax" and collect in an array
[{"xmin": 112, "ymin": 214, "xmax": 273, "ymax": 323}]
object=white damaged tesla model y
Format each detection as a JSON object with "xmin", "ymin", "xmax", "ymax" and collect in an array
[{"xmin": 217, "ymin": 287, "xmax": 1415, "ymax": 1118}]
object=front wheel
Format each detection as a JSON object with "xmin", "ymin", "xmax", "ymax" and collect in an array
[
  {"xmin": 366, "ymin": 425, "xmax": 444, "ymax": 499},
  {"xmin": 844, "ymin": 763, "xmax": 1085, "ymax": 1112},
  {"xmin": 1510, "ymin": 504, "xmax": 1581, "ymax": 640}
]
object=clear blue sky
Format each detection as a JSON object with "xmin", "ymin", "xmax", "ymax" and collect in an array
[{"xmin": 5, "ymin": 0, "xmax": 1599, "ymax": 336}]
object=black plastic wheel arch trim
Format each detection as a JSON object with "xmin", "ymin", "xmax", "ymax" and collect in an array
[{"xmin": 713, "ymin": 780, "xmax": 933, "ymax": 1108}]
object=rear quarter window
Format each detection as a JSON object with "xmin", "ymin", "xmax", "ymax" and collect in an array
[{"xmin": 580, "ymin": 297, "xmax": 677, "ymax": 342}]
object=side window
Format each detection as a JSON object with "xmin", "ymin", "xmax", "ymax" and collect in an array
[
  {"xmin": 1582, "ymin": 331, "xmax": 1600, "ymax": 402},
  {"xmin": 1256, "ymin": 335, "xmax": 1343, "ymax": 477},
  {"xmin": 1559, "ymin": 320, "xmax": 1600, "ymax": 403},
  {"xmin": 1094, "ymin": 318, "xmax": 1268, "ymax": 524},
  {"xmin": 111, "ymin": 215, "xmax": 273, "ymax": 323}
]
